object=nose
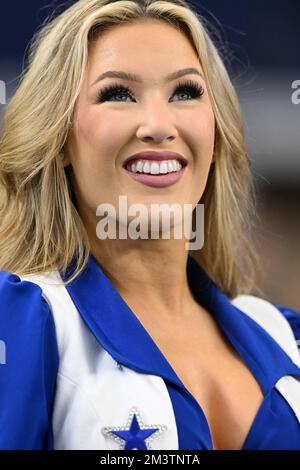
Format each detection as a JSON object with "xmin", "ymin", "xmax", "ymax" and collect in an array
[
  {"xmin": 138, "ymin": 132, "xmax": 176, "ymax": 144},
  {"xmin": 136, "ymin": 99, "xmax": 178, "ymax": 143}
]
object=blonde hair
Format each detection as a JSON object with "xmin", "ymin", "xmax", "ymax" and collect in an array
[{"xmin": 0, "ymin": 0, "xmax": 260, "ymax": 298}]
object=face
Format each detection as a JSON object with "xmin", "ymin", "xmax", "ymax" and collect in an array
[{"xmin": 64, "ymin": 20, "xmax": 215, "ymax": 236}]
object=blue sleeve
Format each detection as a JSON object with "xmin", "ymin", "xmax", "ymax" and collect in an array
[
  {"xmin": 0, "ymin": 272, "xmax": 59, "ymax": 449},
  {"xmin": 274, "ymin": 303, "xmax": 300, "ymax": 348}
]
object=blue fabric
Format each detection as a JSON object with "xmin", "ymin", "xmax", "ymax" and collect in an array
[
  {"xmin": 274, "ymin": 304, "xmax": 300, "ymax": 343},
  {"xmin": 0, "ymin": 272, "xmax": 59, "ymax": 450},
  {"xmin": 1, "ymin": 254, "xmax": 300, "ymax": 450},
  {"xmin": 60, "ymin": 254, "xmax": 300, "ymax": 450}
]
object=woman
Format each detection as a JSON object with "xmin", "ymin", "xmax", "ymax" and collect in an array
[{"xmin": 0, "ymin": 0, "xmax": 299, "ymax": 451}]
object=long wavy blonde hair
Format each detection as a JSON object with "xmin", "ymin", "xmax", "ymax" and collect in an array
[{"xmin": 0, "ymin": 0, "xmax": 260, "ymax": 298}]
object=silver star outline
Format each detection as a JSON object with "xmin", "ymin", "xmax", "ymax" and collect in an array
[{"xmin": 101, "ymin": 406, "xmax": 168, "ymax": 450}]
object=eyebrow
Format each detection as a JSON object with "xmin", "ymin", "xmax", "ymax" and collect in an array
[{"xmin": 91, "ymin": 67, "xmax": 204, "ymax": 87}]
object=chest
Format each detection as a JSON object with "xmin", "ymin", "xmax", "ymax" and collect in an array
[{"xmin": 139, "ymin": 310, "xmax": 265, "ymax": 450}]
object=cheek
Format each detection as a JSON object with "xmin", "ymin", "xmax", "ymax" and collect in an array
[
  {"xmin": 70, "ymin": 109, "xmax": 123, "ymax": 206},
  {"xmin": 189, "ymin": 107, "xmax": 215, "ymax": 163},
  {"xmin": 77, "ymin": 109, "xmax": 112, "ymax": 160},
  {"xmin": 194, "ymin": 106, "xmax": 215, "ymax": 144},
  {"xmin": 75, "ymin": 107, "xmax": 127, "ymax": 171}
]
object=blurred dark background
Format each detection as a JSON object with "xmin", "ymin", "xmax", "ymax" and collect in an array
[{"xmin": 0, "ymin": 0, "xmax": 299, "ymax": 309}]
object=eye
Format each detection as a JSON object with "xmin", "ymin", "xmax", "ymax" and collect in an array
[
  {"xmin": 96, "ymin": 79, "xmax": 204, "ymax": 103},
  {"xmin": 96, "ymin": 84, "xmax": 135, "ymax": 103},
  {"xmin": 171, "ymin": 80, "xmax": 205, "ymax": 101}
]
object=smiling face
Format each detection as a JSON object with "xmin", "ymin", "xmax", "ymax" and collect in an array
[{"xmin": 64, "ymin": 19, "xmax": 215, "ymax": 234}]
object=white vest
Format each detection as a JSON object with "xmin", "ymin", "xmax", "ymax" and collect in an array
[{"xmin": 19, "ymin": 272, "xmax": 300, "ymax": 450}]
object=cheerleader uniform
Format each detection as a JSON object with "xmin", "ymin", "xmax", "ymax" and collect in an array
[{"xmin": 0, "ymin": 254, "xmax": 300, "ymax": 450}]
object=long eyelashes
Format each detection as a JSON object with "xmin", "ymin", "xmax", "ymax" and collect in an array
[{"xmin": 96, "ymin": 79, "xmax": 204, "ymax": 103}]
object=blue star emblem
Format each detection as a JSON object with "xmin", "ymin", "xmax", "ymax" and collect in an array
[{"xmin": 102, "ymin": 406, "xmax": 167, "ymax": 450}]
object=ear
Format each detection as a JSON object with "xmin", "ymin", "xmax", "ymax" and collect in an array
[
  {"xmin": 61, "ymin": 147, "xmax": 71, "ymax": 167},
  {"xmin": 62, "ymin": 155, "xmax": 71, "ymax": 167}
]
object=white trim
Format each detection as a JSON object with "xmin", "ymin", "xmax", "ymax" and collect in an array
[
  {"xmin": 18, "ymin": 272, "xmax": 179, "ymax": 450},
  {"xmin": 231, "ymin": 295, "xmax": 300, "ymax": 424}
]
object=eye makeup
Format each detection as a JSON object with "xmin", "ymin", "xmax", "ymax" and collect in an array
[{"xmin": 95, "ymin": 79, "xmax": 205, "ymax": 103}]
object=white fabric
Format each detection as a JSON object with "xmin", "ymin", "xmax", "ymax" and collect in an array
[
  {"xmin": 19, "ymin": 271, "xmax": 178, "ymax": 450},
  {"xmin": 231, "ymin": 294, "xmax": 300, "ymax": 424},
  {"xmin": 19, "ymin": 272, "xmax": 300, "ymax": 448}
]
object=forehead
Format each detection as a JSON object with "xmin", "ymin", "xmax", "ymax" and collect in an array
[{"xmin": 87, "ymin": 20, "xmax": 202, "ymax": 85}]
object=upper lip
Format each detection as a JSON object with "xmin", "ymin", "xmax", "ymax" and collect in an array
[{"xmin": 123, "ymin": 151, "xmax": 188, "ymax": 168}]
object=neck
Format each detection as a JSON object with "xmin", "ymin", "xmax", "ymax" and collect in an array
[{"xmin": 90, "ymin": 235, "xmax": 196, "ymax": 321}]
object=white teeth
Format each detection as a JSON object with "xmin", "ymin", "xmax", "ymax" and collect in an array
[
  {"xmin": 159, "ymin": 162, "xmax": 168, "ymax": 174},
  {"xmin": 167, "ymin": 161, "xmax": 174, "ymax": 172},
  {"xmin": 136, "ymin": 160, "xmax": 144, "ymax": 173},
  {"xmin": 150, "ymin": 162, "xmax": 160, "ymax": 175},
  {"xmin": 143, "ymin": 161, "xmax": 151, "ymax": 173},
  {"xmin": 127, "ymin": 159, "xmax": 183, "ymax": 174}
]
